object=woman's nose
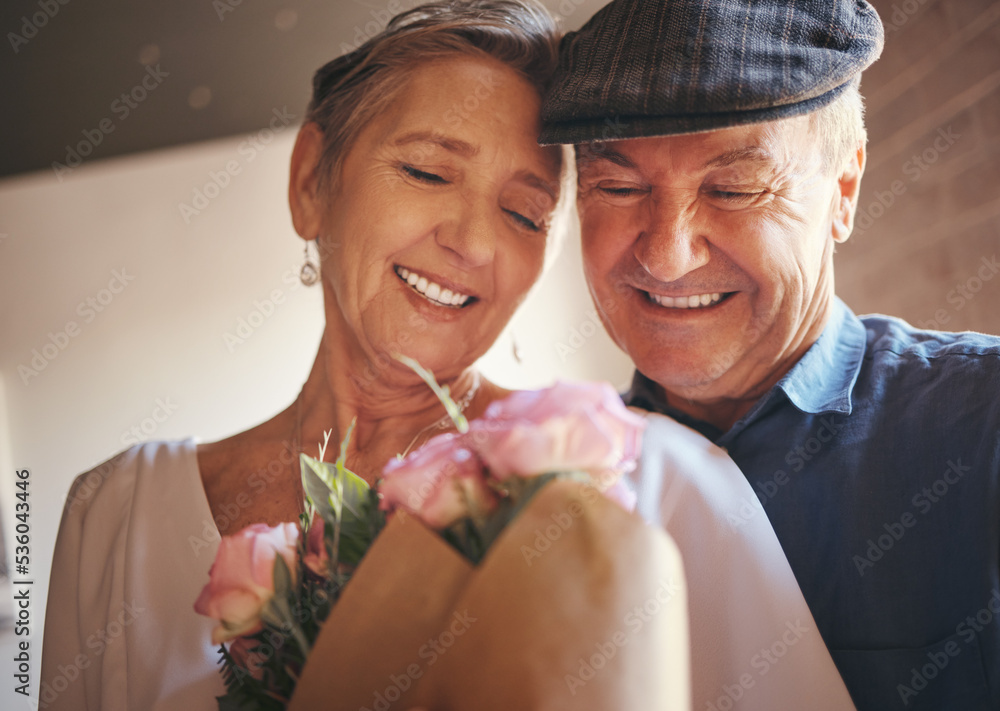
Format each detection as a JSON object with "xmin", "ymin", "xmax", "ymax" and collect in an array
[{"xmin": 436, "ymin": 198, "xmax": 497, "ymax": 268}]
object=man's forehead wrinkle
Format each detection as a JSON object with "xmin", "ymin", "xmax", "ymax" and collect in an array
[
  {"xmin": 703, "ymin": 146, "xmax": 777, "ymax": 170},
  {"xmin": 577, "ymin": 123, "xmax": 825, "ymax": 186}
]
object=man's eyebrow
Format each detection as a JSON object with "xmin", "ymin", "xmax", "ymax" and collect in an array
[
  {"xmin": 392, "ymin": 131, "xmax": 478, "ymax": 157},
  {"xmin": 577, "ymin": 146, "xmax": 638, "ymax": 170},
  {"xmin": 703, "ymin": 146, "xmax": 775, "ymax": 169}
]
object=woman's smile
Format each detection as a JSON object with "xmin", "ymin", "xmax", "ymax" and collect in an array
[{"xmin": 394, "ymin": 265, "xmax": 476, "ymax": 309}]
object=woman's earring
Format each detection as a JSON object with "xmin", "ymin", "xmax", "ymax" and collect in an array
[{"xmin": 300, "ymin": 241, "xmax": 319, "ymax": 286}]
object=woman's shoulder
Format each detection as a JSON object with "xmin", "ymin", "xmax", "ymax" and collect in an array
[{"xmin": 65, "ymin": 438, "xmax": 198, "ymax": 521}]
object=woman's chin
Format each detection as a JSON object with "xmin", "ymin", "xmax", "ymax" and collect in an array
[
  {"xmin": 359, "ymin": 325, "xmax": 486, "ymax": 378},
  {"xmin": 375, "ymin": 293, "xmax": 497, "ymax": 362}
]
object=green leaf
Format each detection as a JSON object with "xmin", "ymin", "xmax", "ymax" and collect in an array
[
  {"xmin": 335, "ymin": 469, "xmax": 379, "ymax": 565},
  {"xmin": 300, "ymin": 453, "xmax": 337, "ymax": 520},
  {"xmin": 335, "ymin": 418, "xmax": 356, "ymax": 470},
  {"xmin": 392, "ymin": 353, "xmax": 469, "ymax": 433},
  {"xmin": 271, "ymin": 551, "xmax": 295, "ymax": 598},
  {"xmin": 300, "ymin": 437, "xmax": 378, "ymax": 566}
]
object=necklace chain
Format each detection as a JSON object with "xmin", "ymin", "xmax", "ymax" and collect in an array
[
  {"xmin": 292, "ymin": 370, "xmax": 482, "ymax": 475},
  {"xmin": 292, "ymin": 388, "xmax": 304, "ymax": 514},
  {"xmin": 400, "ymin": 371, "xmax": 481, "ymax": 458}
]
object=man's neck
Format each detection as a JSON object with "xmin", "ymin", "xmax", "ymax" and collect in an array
[
  {"xmin": 639, "ymin": 299, "xmax": 838, "ymax": 432},
  {"xmin": 659, "ymin": 391, "xmax": 762, "ymax": 433}
]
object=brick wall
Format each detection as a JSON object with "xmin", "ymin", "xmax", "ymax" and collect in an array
[{"xmin": 836, "ymin": 0, "xmax": 1000, "ymax": 335}]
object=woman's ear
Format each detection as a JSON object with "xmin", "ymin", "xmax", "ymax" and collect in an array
[
  {"xmin": 289, "ymin": 122, "xmax": 326, "ymax": 239},
  {"xmin": 831, "ymin": 142, "xmax": 866, "ymax": 244}
]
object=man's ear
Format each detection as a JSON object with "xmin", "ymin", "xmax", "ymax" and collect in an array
[
  {"xmin": 832, "ymin": 142, "xmax": 866, "ymax": 244},
  {"xmin": 288, "ymin": 122, "xmax": 326, "ymax": 240}
]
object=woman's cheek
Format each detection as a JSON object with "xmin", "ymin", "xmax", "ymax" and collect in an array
[{"xmin": 510, "ymin": 238, "xmax": 546, "ymax": 298}]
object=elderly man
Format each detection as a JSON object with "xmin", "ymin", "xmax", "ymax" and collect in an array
[{"xmin": 541, "ymin": 1, "xmax": 1000, "ymax": 710}]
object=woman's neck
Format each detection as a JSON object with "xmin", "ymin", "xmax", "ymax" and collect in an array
[{"xmin": 293, "ymin": 334, "xmax": 488, "ymax": 481}]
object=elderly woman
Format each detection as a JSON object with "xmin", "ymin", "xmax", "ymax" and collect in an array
[{"xmin": 40, "ymin": 2, "xmax": 571, "ymax": 708}]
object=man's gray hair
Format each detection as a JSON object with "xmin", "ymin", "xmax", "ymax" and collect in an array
[{"xmin": 811, "ymin": 77, "xmax": 868, "ymax": 173}]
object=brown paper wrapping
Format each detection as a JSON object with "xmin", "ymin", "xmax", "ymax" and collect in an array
[{"xmin": 288, "ymin": 479, "xmax": 690, "ymax": 711}]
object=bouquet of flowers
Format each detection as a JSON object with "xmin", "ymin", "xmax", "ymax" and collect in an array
[{"xmin": 195, "ymin": 362, "xmax": 690, "ymax": 710}]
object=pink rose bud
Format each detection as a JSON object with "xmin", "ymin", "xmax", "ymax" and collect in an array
[
  {"xmin": 194, "ymin": 521, "xmax": 300, "ymax": 644},
  {"xmin": 303, "ymin": 513, "xmax": 329, "ymax": 578},
  {"xmin": 379, "ymin": 433, "xmax": 497, "ymax": 529},
  {"xmin": 468, "ymin": 381, "xmax": 646, "ymax": 492},
  {"xmin": 227, "ymin": 636, "xmax": 267, "ymax": 680}
]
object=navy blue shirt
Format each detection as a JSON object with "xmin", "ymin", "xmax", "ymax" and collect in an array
[{"xmin": 625, "ymin": 298, "xmax": 1000, "ymax": 710}]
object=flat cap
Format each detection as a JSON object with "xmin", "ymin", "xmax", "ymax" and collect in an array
[{"xmin": 539, "ymin": 0, "xmax": 884, "ymax": 145}]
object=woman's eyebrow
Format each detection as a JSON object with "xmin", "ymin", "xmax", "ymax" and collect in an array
[
  {"xmin": 515, "ymin": 170, "xmax": 558, "ymax": 200},
  {"xmin": 391, "ymin": 131, "xmax": 478, "ymax": 157}
]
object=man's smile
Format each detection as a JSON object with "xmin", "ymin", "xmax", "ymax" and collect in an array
[{"xmin": 646, "ymin": 291, "xmax": 737, "ymax": 309}]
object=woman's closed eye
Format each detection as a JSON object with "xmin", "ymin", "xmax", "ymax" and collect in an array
[
  {"xmin": 400, "ymin": 164, "xmax": 449, "ymax": 184},
  {"xmin": 503, "ymin": 208, "xmax": 542, "ymax": 232}
]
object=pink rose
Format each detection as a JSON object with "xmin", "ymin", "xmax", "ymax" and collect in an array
[
  {"xmin": 303, "ymin": 514, "xmax": 329, "ymax": 578},
  {"xmin": 194, "ymin": 521, "xmax": 300, "ymax": 644},
  {"xmin": 468, "ymin": 381, "xmax": 646, "ymax": 491},
  {"xmin": 379, "ymin": 433, "xmax": 497, "ymax": 529}
]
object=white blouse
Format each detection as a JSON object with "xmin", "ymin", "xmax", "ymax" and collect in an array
[
  {"xmin": 630, "ymin": 412, "xmax": 856, "ymax": 710},
  {"xmin": 41, "ymin": 439, "xmax": 225, "ymax": 711}
]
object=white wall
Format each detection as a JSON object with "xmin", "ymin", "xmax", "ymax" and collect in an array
[{"xmin": 0, "ymin": 121, "xmax": 632, "ymax": 707}]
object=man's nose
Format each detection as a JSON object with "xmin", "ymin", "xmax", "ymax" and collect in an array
[{"xmin": 633, "ymin": 195, "xmax": 710, "ymax": 283}]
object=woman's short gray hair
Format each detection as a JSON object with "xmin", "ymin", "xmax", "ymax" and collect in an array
[{"xmin": 305, "ymin": 0, "xmax": 560, "ymax": 194}]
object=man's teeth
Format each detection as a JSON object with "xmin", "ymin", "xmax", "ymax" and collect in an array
[
  {"xmin": 395, "ymin": 267, "xmax": 471, "ymax": 307},
  {"xmin": 649, "ymin": 292, "xmax": 723, "ymax": 309}
]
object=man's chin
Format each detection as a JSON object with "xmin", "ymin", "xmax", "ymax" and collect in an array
[
  {"xmin": 630, "ymin": 340, "xmax": 736, "ymax": 385},
  {"xmin": 631, "ymin": 362, "xmax": 715, "ymax": 399}
]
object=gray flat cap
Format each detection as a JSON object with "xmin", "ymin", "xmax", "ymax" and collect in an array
[{"xmin": 539, "ymin": 0, "xmax": 884, "ymax": 145}]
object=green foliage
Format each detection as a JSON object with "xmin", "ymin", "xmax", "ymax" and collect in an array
[
  {"xmin": 300, "ymin": 451, "xmax": 384, "ymax": 567},
  {"xmin": 214, "ymin": 424, "xmax": 385, "ymax": 710},
  {"xmin": 216, "ymin": 640, "xmax": 284, "ymax": 711}
]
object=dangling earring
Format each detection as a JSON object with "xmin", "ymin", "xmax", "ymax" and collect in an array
[{"xmin": 300, "ymin": 240, "xmax": 319, "ymax": 286}]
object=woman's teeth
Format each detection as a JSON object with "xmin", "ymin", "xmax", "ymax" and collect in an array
[
  {"xmin": 648, "ymin": 292, "xmax": 724, "ymax": 309},
  {"xmin": 395, "ymin": 266, "xmax": 471, "ymax": 308}
]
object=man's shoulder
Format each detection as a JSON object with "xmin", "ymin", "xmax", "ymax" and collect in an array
[
  {"xmin": 859, "ymin": 312, "xmax": 1000, "ymax": 365},
  {"xmin": 851, "ymin": 313, "xmax": 1000, "ymax": 412}
]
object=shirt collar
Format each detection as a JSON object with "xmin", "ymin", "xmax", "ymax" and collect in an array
[
  {"xmin": 776, "ymin": 297, "xmax": 866, "ymax": 415},
  {"xmin": 624, "ymin": 296, "xmax": 867, "ymax": 418}
]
